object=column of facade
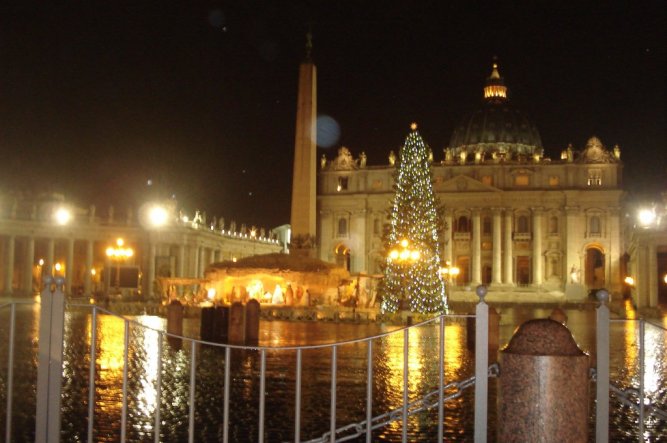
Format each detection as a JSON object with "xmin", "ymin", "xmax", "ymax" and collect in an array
[
  {"xmin": 564, "ymin": 206, "xmax": 580, "ymax": 279},
  {"xmin": 65, "ymin": 238, "xmax": 74, "ymax": 294},
  {"xmin": 25, "ymin": 236, "xmax": 35, "ymax": 295},
  {"xmin": 4, "ymin": 235, "xmax": 15, "ymax": 294},
  {"xmin": 198, "ymin": 247, "xmax": 206, "ymax": 277},
  {"xmin": 532, "ymin": 208, "xmax": 543, "ymax": 286},
  {"xmin": 471, "ymin": 209, "xmax": 481, "ymax": 285},
  {"xmin": 504, "ymin": 211, "xmax": 514, "ymax": 285},
  {"xmin": 648, "ymin": 243, "xmax": 658, "ymax": 307},
  {"xmin": 147, "ymin": 242, "xmax": 156, "ymax": 299},
  {"xmin": 177, "ymin": 245, "xmax": 186, "ymax": 278},
  {"xmin": 444, "ymin": 211, "xmax": 453, "ymax": 265},
  {"xmin": 46, "ymin": 239, "xmax": 55, "ymax": 277},
  {"xmin": 84, "ymin": 240, "xmax": 93, "ymax": 296},
  {"xmin": 492, "ymin": 209, "xmax": 502, "ymax": 285}
]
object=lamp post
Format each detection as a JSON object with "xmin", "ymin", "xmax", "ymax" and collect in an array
[
  {"xmin": 440, "ymin": 261, "xmax": 460, "ymax": 298},
  {"xmin": 388, "ymin": 239, "xmax": 421, "ymax": 310},
  {"xmin": 106, "ymin": 238, "xmax": 134, "ymax": 295}
]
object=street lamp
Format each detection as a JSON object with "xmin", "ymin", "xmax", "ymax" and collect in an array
[
  {"xmin": 106, "ymin": 238, "xmax": 134, "ymax": 295},
  {"xmin": 388, "ymin": 239, "xmax": 421, "ymax": 310},
  {"xmin": 439, "ymin": 261, "xmax": 460, "ymax": 296}
]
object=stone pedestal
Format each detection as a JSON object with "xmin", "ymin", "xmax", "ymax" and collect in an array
[
  {"xmin": 245, "ymin": 299, "xmax": 260, "ymax": 344},
  {"xmin": 200, "ymin": 306, "xmax": 229, "ymax": 342},
  {"xmin": 228, "ymin": 302, "xmax": 245, "ymax": 344},
  {"xmin": 167, "ymin": 300, "xmax": 184, "ymax": 336},
  {"xmin": 499, "ymin": 319, "xmax": 589, "ymax": 442}
]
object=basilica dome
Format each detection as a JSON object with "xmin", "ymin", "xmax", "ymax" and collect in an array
[{"xmin": 448, "ymin": 62, "xmax": 543, "ymax": 160}]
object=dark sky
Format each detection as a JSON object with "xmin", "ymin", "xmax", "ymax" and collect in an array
[{"xmin": 1, "ymin": 1, "xmax": 665, "ymax": 230}]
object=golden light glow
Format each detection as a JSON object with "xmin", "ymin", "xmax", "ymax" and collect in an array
[
  {"xmin": 638, "ymin": 209, "xmax": 656, "ymax": 226},
  {"xmin": 106, "ymin": 238, "xmax": 134, "ymax": 258},
  {"xmin": 148, "ymin": 205, "xmax": 169, "ymax": 227},
  {"xmin": 54, "ymin": 207, "xmax": 72, "ymax": 225},
  {"xmin": 624, "ymin": 276, "xmax": 635, "ymax": 286},
  {"xmin": 389, "ymin": 250, "xmax": 399, "ymax": 260},
  {"xmin": 410, "ymin": 122, "xmax": 417, "ymax": 131},
  {"xmin": 400, "ymin": 239, "xmax": 408, "ymax": 248}
]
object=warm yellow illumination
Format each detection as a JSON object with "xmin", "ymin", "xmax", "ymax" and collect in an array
[
  {"xmin": 664, "ymin": 274, "xmax": 667, "ymax": 284},
  {"xmin": 107, "ymin": 238, "xmax": 133, "ymax": 258},
  {"xmin": 624, "ymin": 276, "xmax": 635, "ymax": 286},
  {"xmin": 207, "ymin": 288, "xmax": 217, "ymax": 300},
  {"xmin": 410, "ymin": 250, "xmax": 420, "ymax": 261},
  {"xmin": 450, "ymin": 267, "xmax": 460, "ymax": 277},
  {"xmin": 410, "ymin": 122, "xmax": 417, "ymax": 131},
  {"xmin": 91, "ymin": 269, "xmax": 96, "ymax": 276},
  {"xmin": 54, "ymin": 207, "xmax": 72, "ymax": 225},
  {"xmin": 400, "ymin": 239, "xmax": 408, "ymax": 248},
  {"xmin": 638, "ymin": 209, "xmax": 656, "ymax": 227},
  {"xmin": 148, "ymin": 205, "xmax": 168, "ymax": 227},
  {"xmin": 38, "ymin": 258, "xmax": 44, "ymax": 266},
  {"xmin": 389, "ymin": 249, "xmax": 399, "ymax": 260},
  {"xmin": 54, "ymin": 263, "xmax": 62, "ymax": 272}
]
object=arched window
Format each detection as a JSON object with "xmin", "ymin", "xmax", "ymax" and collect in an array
[
  {"xmin": 590, "ymin": 216, "xmax": 601, "ymax": 235},
  {"xmin": 517, "ymin": 215, "xmax": 529, "ymax": 233},
  {"xmin": 338, "ymin": 218, "xmax": 347, "ymax": 236}
]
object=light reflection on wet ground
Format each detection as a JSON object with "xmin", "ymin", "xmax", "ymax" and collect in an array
[{"xmin": 0, "ymin": 302, "xmax": 664, "ymax": 442}]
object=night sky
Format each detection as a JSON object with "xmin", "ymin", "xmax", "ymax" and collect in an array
[{"xmin": 1, "ymin": 1, "xmax": 665, "ymax": 230}]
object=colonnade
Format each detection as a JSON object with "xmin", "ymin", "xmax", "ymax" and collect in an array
[
  {"xmin": 0, "ymin": 228, "xmax": 281, "ymax": 298},
  {"xmin": 443, "ymin": 208, "xmax": 546, "ymax": 287}
]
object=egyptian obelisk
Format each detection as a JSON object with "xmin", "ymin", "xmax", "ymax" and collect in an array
[{"xmin": 289, "ymin": 33, "xmax": 317, "ymax": 254}]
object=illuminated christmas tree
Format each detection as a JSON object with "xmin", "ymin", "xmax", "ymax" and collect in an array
[{"xmin": 379, "ymin": 123, "xmax": 447, "ymax": 313}]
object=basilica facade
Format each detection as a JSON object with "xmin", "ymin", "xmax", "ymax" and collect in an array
[{"xmin": 315, "ymin": 64, "xmax": 625, "ymax": 299}]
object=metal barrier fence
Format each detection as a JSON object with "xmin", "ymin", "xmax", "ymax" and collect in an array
[{"xmin": 1, "ymin": 283, "xmax": 665, "ymax": 442}]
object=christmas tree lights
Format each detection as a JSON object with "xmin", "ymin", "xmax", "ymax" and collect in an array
[{"xmin": 379, "ymin": 123, "xmax": 447, "ymax": 313}]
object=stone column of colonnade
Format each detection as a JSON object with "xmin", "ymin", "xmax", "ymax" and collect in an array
[
  {"xmin": 4, "ymin": 235, "xmax": 15, "ymax": 294},
  {"xmin": 648, "ymin": 242, "xmax": 658, "ymax": 307},
  {"xmin": 178, "ymin": 245, "xmax": 186, "ymax": 278},
  {"xmin": 444, "ymin": 211, "xmax": 453, "ymax": 265},
  {"xmin": 198, "ymin": 247, "xmax": 206, "ymax": 277},
  {"xmin": 66, "ymin": 238, "xmax": 74, "ymax": 294},
  {"xmin": 24, "ymin": 237, "xmax": 35, "ymax": 294},
  {"xmin": 147, "ymin": 242, "xmax": 157, "ymax": 299},
  {"xmin": 46, "ymin": 239, "xmax": 55, "ymax": 280},
  {"xmin": 471, "ymin": 210, "xmax": 482, "ymax": 285},
  {"xmin": 84, "ymin": 240, "xmax": 93, "ymax": 295},
  {"xmin": 492, "ymin": 209, "xmax": 503, "ymax": 285},
  {"xmin": 532, "ymin": 208, "xmax": 543, "ymax": 286}
]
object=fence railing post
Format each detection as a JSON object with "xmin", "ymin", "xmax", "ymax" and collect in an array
[
  {"xmin": 35, "ymin": 276, "xmax": 66, "ymax": 443},
  {"xmin": 595, "ymin": 289, "xmax": 610, "ymax": 443},
  {"xmin": 474, "ymin": 285, "xmax": 488, "ymax": 443}
]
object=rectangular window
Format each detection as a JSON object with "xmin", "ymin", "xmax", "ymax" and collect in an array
[
  {"xmin": 587, "ymin": 169, "xmax": 602, "ymax": 186},
  {"xmin": 481, "ymin": 175, "xmax": 493, "ymax": 186},
  {"xmin": 337, "ymin": 176, "xmax": 349, "ymax": 192},
  {"xmin": 549, "ymin": 176, "xmax": 560, "ymax": 186},
  {"xmin": 514, "ymin": 175, "xmax": 529, "ymax": 186}
]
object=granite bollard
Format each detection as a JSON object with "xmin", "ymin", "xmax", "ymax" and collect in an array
[
  {"xmin": 499, "ymin": 318, "xmax": 589, "ymax": 442},
  {"xmin": 167, "ymin": 300, "xmax": 184, "ymax": 336},
  {"xmin": 245, "ymin": 299, "xmax": 260, "ymax": 344},
  {"xmin": 228, "ymin": 302, "xmax": 245, "ymax": 344}
]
